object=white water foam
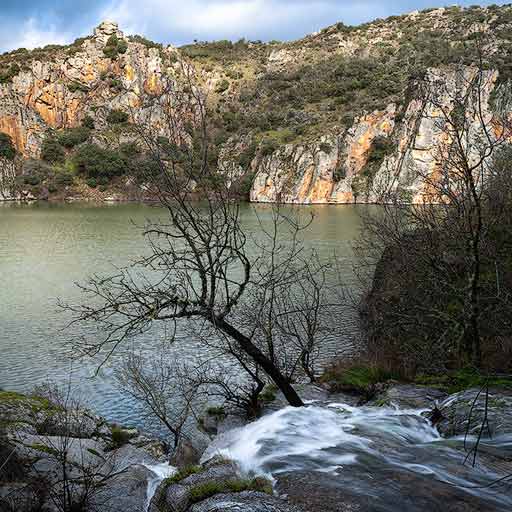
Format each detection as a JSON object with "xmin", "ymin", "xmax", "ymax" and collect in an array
[
  {"xmin": 144, "ymin": 462, "xmax": 176, "ymax": 511},
  {"xmin": 201, "ymin": 401, "xmax": 512, "ymax": 508}
]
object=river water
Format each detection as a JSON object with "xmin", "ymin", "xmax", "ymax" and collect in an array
[
  {"xmin": 202, "ymin": 403, "xmax": 512, "ymax": 511},
  {"xmin": 0, "ymin": 201, "xmax": 365, "ymax": 429}
]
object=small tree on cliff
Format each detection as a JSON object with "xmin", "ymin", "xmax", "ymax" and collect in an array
[
  {"xmin": 63, "ymin": 60, "xmax": 340, "ymax": 408},
  {"xmin": 359, "ymin": 59, "xmax": 512, "ymax": 373}
]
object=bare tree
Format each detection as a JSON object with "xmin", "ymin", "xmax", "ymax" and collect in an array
[
  {"xmin": 4, "ymin": 383, "xmax": 125, "ymax": 512},
  {"xmin": 63, "ymin": 58, "xmax": 342, "ymax": 408},
  {"xmin": 115, "ymin": 346, "xmax": 198, "ymax": 448},
  {"xmin": 359, "ymin": 58, "xmax": 512, "ymax": 374}
]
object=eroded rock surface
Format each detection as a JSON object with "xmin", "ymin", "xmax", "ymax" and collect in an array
[{"xmin": 437, "ymin": 387, "xmax": 512, "ymax": 437}]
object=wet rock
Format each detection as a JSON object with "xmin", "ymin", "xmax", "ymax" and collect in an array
[
  {"xmin": 436, "ymin": 388, "xmax": 512, "ymax": 437},
  {"xmin": 276, "ymin": 469, "xmax": 502, "ymax": 512},
  {"xmin": 368, "ymin": 384, "xmax": 448, "ymax": 410},
  {"xmin": 130, "ymin": 434, "xmax": 168, "ymax": 460},
  {"xmin": 171, "ymin": 428, "xmax": 212, "ymax": 469},
  {"xmin": 149, "ymin": 459, "xmax": 239, "ymax": 512},
  {"xmin": 171, "ymin": 438, "xmax": 204, "ymax": 469},
  {"xmin": 189, "ymin": 491, "xmax": 300, "ymax": 512},
  {"xmin": 263, "ymin": 383, "xmax": 332, "ymax": 413}
]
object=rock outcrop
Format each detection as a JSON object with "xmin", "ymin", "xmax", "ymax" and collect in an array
[
  {"xmin": 436, "ymin": 387, "xmax": 512, "ymax": 437},
  {"xmin": 1, "ymin": 5, "xmax": 511, "ymax": 203}
]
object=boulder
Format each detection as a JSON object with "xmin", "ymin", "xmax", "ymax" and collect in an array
[
  {"xmin": 276, "ymin": 469, "xmax": 502, "ymax": 512},
  {"xmin": 189, "ymin": 491, "xmax": 300, "ymax": 512},
  {"xmin": 436, "ymin": 388, "xmax": 512, "ymax": 437},
  {"xmin": 171, "ymin": 429, "xmax": 211, "ymax": 469},
  {"xmin": 368, "ymin": 384, "xmax": 448, "ymax": 410},
  {"xmin": 149, "ymin": 458, "xmax": 239, "ymax": 512},
  {"xmin": 92, "ymin": 464, "xmax": 155, "ymax": 512},
  {"xmin": 129, "ymin": 434, "xmax": 168, "ymax": 460}
]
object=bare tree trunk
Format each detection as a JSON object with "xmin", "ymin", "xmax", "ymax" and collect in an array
[{"xmin": 215, "ymin": 317, "xmax": 304, "ymax": 406}]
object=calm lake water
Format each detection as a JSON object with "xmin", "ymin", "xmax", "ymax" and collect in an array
[{"xmin": 0, "ymin": 202, "xmax": 366, "ymax": 428}]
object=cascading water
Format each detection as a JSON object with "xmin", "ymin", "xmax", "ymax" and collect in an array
[
  {"xmin": 143, "ymin": 462, "xmax": 176, "ymax": 511},
  {"xmin": 202, "ymin": 402, "xmax": 512, "ymax": 511}
]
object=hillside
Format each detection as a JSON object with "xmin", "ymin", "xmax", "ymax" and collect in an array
[{"xmin": 0, "ymin": 5, "xmax": 511, "ymax": 202}]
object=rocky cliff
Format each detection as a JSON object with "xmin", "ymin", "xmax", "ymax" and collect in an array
[{"xmin": 1, "ymin": 5, "xmax": 511, "ymax": 203}]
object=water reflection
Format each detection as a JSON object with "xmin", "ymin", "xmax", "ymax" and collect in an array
[{"xmin": 0, "ymin": 202, "xmax": 368, "ymax": 427}]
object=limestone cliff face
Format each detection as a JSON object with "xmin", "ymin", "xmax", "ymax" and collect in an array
[
  {"xmin": 0, "ymin": 8, "xmax": 510, "ymax": 204},
  {"xmin": 247, "ymin": 67, "xmax": 502, "ymax": 204},
  {"xmin": 0, "ymin": 22, "xmax": 183, "ymax": 159},
  {"xmin": 249, "ymin": 106, "xmax": 395, "ymax": 204}
]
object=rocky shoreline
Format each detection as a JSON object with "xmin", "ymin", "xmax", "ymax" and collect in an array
[{"xmin": 2, "ymin": 382, "xmax": 511, "ymax": 511}]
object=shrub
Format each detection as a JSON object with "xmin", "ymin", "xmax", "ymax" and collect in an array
[
  {"xmin": 103, "ymin": 35, "xmax": 128, "ymax": 59},
  {"xmin": 215, "ymin": 79, "xmax": 230, "ymax": 94},
  {"xmin": 74, "ymin": 144, "xmax": 127, "ymax": 180},
  {"xmin": 321, "ymin": 362, "xmax": 398, "ymax": 397},
  {"xmin": 260, "ymin": 384, "xmax": 277, "ymax": 402},
  {"xmin": 0, "ymin": 63, "xmax": 21, "ymax": 84},
  {"xmin": 189, "ymin": 477, "xmax": 272, "ymax": 503},
  {"xmin": 54, "ymin": 171, "xmax": 74, "ymax": 188},
  {"xmin": 260, "ymin": 139, "xmax": 278, "ymax": 157},
  {"xmin": 319, "ymin": 142, "xmax": 332, "ymax": 154},
  {"xmin": 57, "ymin": 127, "xmax": 90, "ymax": 148},
  {"xmin": 127, "ymin": 35, "xmax": 162, "ymax": 49},
  {"xmin": 164, "ymin": 465, "xmax": 202, "ymax": 485},
  {"xmin": 333, "ymin": 164, "xmax": 347, "ymax": 181},
  {"xmin": 237, "ymin": 143, "xmax": 257, "ymax": 169},
  {"xmin": 110, "ymin": 425, "xmax": 131, "ymax": 448},
  {"xmin": 41, "ymin": 137, "xmax": 65, "ymax": 163},
  {"xmin": 0, "ymin": 133, "xmax": 16, "ymax": 160},
  {"xmin": 68, "ymin": 81, "xmax": 88, "ymax": 93},
  {"xmin": 106, "ymin": 109, "xmax": 129, "ymax": 124},
  {"xmin": 206, "ymin": 406, "xmax": 226, "ymax": 417},
  {"xmin": 82, "ymin": 115, "xmax": 95, "ymax": 129}
]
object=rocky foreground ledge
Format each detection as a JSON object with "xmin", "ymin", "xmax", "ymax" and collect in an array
[{"xmin": 1, "ymin": 383, "xmax": 512, "ymax": 511}]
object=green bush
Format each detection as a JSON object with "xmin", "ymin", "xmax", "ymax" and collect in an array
[
  {"xmin": 188, "ymin": 477, "xmax": 272, "ymax": 503},
  {"xmin": 110, "ymin": 425, "xmax": 131, "ymax": 448},
  {"xmin": 74, "ymin": 144, "xmax": 127, "ymax": 180},
  {"xmin": 321, "ymin": 365, "xmax": 398, "ymax": 395},
  {"xmin": 41, "ymin": 137, "xmax": 65, "ymax": 163},
  {"xmin": 68, "ymin": 81, "xmax": 88, "ymax": 93},
  {"xmin": 127, "ymin": 35, "xmax": 162, "ymax": 49},
  {"xmin": 237, "ymin": 143, "xmax": 257, "ymax": 169},
  {"xmin": 0, "ymin": 133, "xmax": 16, "ymax": 160},
  {"xmin": 103, "ymin": 35, "xmax": 128, "ymax": 59},
  {"xmin": 215, "ymin": 79, "xmax": 230, "ymax": 93},
  {"xmin": 58, "ymin": 127, "xmax": 90, "ymax": 148},
  {"xmin": 260, "ymin": 384, "xmax": 278, "ymax": 402},
  {"xmin": 82, "ymin": 115, "xmax": 95, "ymax": 129},
  {"xmin": 206, "ymin": 406, "xmax": 226, "ymax": 417},
  {"xmin": 54, "ymin": 171, "xmax": 74, "ymax": 188},
  {"xmin": 106, "ymin": 109, "xmax": 129, "ymax": 124},
  {"xmin": 0, "ymin": 63, "xmax": 20, "ymax": 84},
  {"xmin": 164, "ymin": 465, "xmax": 202, "ymax": 485},
  {"xmin": 319, "ymin": 142, "xmax": 332, "ymax": 154}
]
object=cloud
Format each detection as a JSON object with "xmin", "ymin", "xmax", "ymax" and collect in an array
[
  {"xmin": 14, "ymin": 18, "xmax": 73, "ymax": 49},
  {"xmin": 100, "ymin": 0, "xmax": 381, "ymax": 44},
  {"xmin": 0, "ymin": 0, "xmax": 509, "ymax": 52}
]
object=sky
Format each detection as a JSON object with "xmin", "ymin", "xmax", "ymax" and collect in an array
[{"xmin": 0, "ymin": 0, "xmax": 509, "ymax": 53}]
